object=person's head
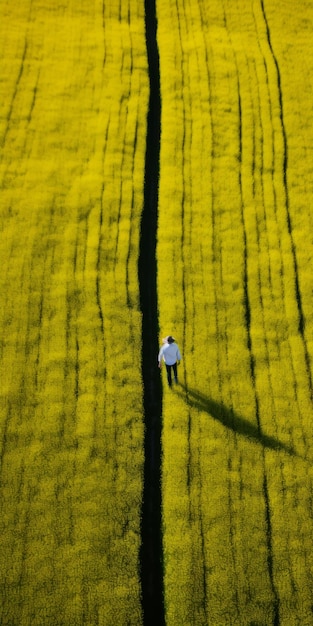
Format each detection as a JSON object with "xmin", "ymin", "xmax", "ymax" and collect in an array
[{"xmin": 167, "ymin": 336, "xmax": 175, "ymax": 344}]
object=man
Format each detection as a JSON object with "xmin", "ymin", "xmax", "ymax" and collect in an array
[{"xmin": 158, "ymin": 335, "xmax": 182, "ymax": 388}]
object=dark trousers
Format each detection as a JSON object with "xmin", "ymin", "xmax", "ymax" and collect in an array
[{"xmin": 166, "ymin": 362, "xmax": 178, "ymax": 386}]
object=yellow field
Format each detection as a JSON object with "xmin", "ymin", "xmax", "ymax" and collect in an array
[
  {"xmin": 1, "ymin": 0, "xmax": 313, "ymax": 625},
  {"xmin": 0, "ymin": 1, "xmax": 147, "ymax": 624},
  {"xmin": 157, "ymin": 0, "xmax": 313, "ymax": 624}
]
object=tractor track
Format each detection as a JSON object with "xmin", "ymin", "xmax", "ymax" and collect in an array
[{"xmin": 139, "ymin": 0, "xmax": 164, "ymax": 624}]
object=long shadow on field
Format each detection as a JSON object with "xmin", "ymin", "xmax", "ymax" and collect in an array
[{"xmin": 177, "ymin": 384, "xmax": 296, "ymax": 456}]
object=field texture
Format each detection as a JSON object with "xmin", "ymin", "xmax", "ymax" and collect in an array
[
  {"xmin": 157, "ymin": 0, "xmax": 313, "ymax": 624},
  {"xmin": 1, "ymin": 0, "xmax": 313, "ymax": 625},
  {"xmin": 0, "ymin": 1, "xmax": 148, "ymax": 624}
]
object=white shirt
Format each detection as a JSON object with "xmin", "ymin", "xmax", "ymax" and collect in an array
[{"xmin": 158, "ymin": 342, "xmax": 181, "ymax": 366}]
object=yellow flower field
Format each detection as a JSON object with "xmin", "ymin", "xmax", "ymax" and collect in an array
[
  {"xmin": 1, "ymin": 0, "xmax": 313, "ymax": 625},
  {"xmin": 0, "ymin": 1, "xmax": 148, "ymax": 624},
  {"xmin": 158, "ymin": 0, "xmax": 313, "ymax": 624}
]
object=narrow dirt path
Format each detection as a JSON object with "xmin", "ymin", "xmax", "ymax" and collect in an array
[{"xmin": 139, "ymin": 1, "xmax": 164, "ymax": 625}]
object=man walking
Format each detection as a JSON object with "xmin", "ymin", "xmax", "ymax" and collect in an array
[{"xmin": 158, "ymin": 336, "xmax": 182, "ymax": 388}]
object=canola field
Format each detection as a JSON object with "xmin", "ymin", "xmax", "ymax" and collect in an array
[
  {"xmin": 158, "ymin": 1, "xmax": 313, "ymax": 624},
  {"xmin": 1, "ymin": 0, "xmax": 313, "ymax": 625},
  {"xmin": 0, "ymin": 1, "xmax": 147, "ymax": 624}
]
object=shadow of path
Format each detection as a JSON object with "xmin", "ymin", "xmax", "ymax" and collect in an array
[{"xmin": 176, "ymin": 384, "xmax": 296, "ymax": 457}]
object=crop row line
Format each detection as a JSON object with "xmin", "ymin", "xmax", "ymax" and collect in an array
[
  {"xmin": 1, "ymin": 0, "xmax": 313, "ymax": 623},
  {"xmin": 157, "ymin": 0, "xmax": 313, "ymax": 623},
  {"xmin": 223, "ymin": 5, "xmax": 281, "ymax": 620},
  {"xmin": 1, "ymin": 1, "xmax": 148, "ymax": 623}
]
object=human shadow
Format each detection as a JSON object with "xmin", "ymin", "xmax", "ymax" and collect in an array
[{"xmin": 176, "ymin": 384, "xmax": 296, "ymax": 456}]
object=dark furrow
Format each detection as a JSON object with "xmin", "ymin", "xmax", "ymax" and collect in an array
[
  {"xmin": 251, "ymin": 0, "xmax": 311, "ymax": 451},
  {"xmin": 126, "ymin": 187, "xmax": 135, "ymax": 309},
  {"xmin": 250, "ymin": 54, "xmax": 280, "ymax": 301},
  {"xmin": 237, "ymin": 76, "xmax": 281, "ymax": 626},
  {"xmin": 237, "ymin": 90, "xmax": 253, "ymax": 367},
  {"xmin": 101, "ymin": 0, "xmax": 105, "ymax": 31},
  {"xmin": 1, "ymin": 39, "xmax": 28, "ymax": 150},
  {"xmin": 33, "ymin": 289, "xmax": 44, "ymax": 391},
  {"xmin": 19, "ymin": 70, "xmax": 41, "ymax": 157},
  {"xmin": 96, "ymin": 187, "xmax": 106, "ymax": 377},
  {"xmin": 250, "ymin": 12, "xmax": 287, "ymax": 307},
  {"xmin": 27, "ymin": 71, "xmax": 39, "ymax": 124},
  {"xmin": 259, "ymin": 0, "xmax": 313, "ymax": 397},
  {"xmin": 126, "ymin": 116, "xmax": 139, "ymax": 308},
  {"xmin": 115, "ymin": 57, "xmax": 133, "ymax": 262},
  {"xmin": 121, "ymin": 72, "xmax": 134, "ymax": 306},
  {"xmin": 259, "ymin": 1, "xmax": 287, "ymax": 217},
  {"xmin": 176, "ymin": 3, "xmax": 209, "ymax": 619},
  {"xmin": 250, "ymin": 60, "xmax": 258, "ymax": 200},
  {"xmin": 82, "ymin": 217, "xmax": 88, "ymax": 274},
  {"xmin": 0, "ymin": 401, "xmax": 11, "ymax": 476},
  {"xmin": 139, "ymin": 0, "xmax": 164, "ymax": 624},
  {"xmin": 64, "ymin": 224, "xmax": 81, "ymax": 446},
  {"xmin": 101, "ymin": 1, "xmax": 106, "ymax": 67},
  {"xmin": 199, "ymin": 1, "xmax": 221, "ymax": 398},
  {"xmin": 175, "ymin": 7, "xmax": 188, "ymax": 351},
  {"xmin": 174, "ymin": 0, "xmax": 192, "ymax": 492},
  {"xmin": 246, "ymin": 49, "xmax": 289, "ymax": 464},
  {"xmin": 263, "ymin": 474, "xmax": 280, "ymax": 626},
  {"xmin": 220, "ymin": 3, "xmax": 281, "ymax": 608},
  {"xmin": 227, "ymin": 456, "xmax": 240, "ymax": 619},
  {"xmin": 75, "ymin": 335, "xmax": 80, "ymax": 401},
  {"xmin": 114, "ymin": 135, "xmax": 126, "ymax": 261},
  {"xmin": 245, "ymin": 65, "xmax": 264, "ymax": 294}
]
